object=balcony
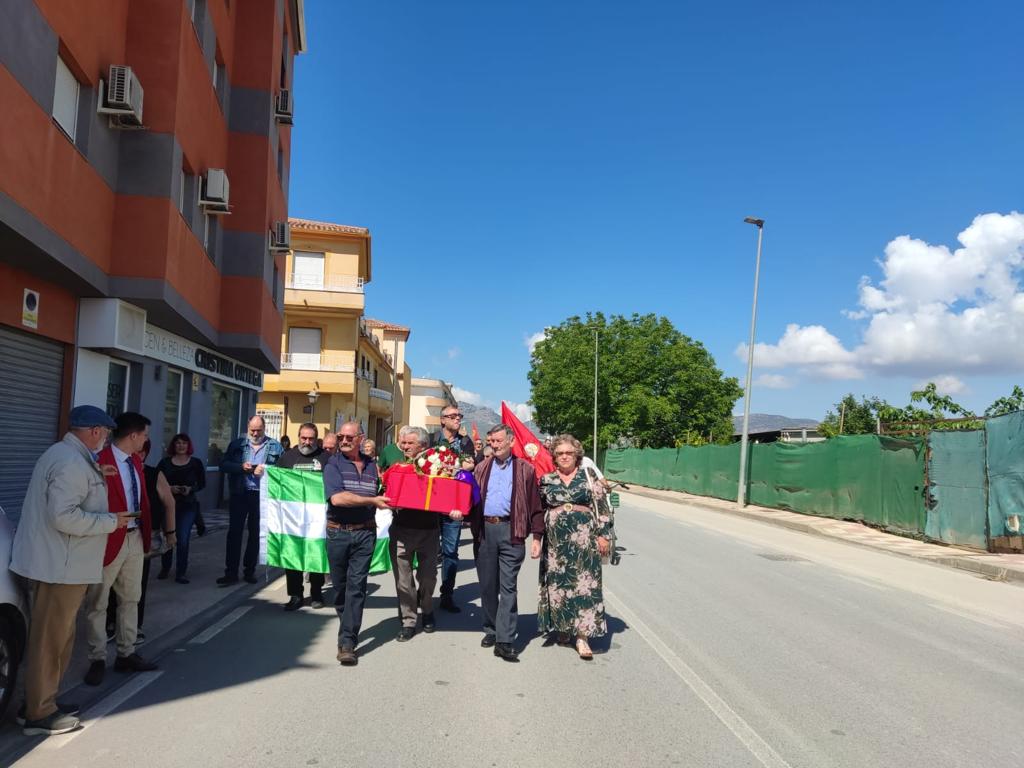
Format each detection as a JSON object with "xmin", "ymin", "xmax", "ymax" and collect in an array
[
  {"xmin": 369, "ymin": 387, "xmax": 393, "ymax": 401},
  {"xmin": 284, "ymin": 274, "xmax": 365, "ymax": 312},
  {"xmin": 281, "ymin": 353, "xmax": 355, "ymax": 372},
  {"xmin": 263, "ymin": 352, "xmax": 356, "ymax": 395}
]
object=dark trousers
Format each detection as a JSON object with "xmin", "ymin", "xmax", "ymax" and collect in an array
[
  {"xmin": 106, "ymin": 556, "xmax": 151, "ymax": 631},
  {"xmin": 285, "ymin": 569, "xmax": 325, "ymax": 599},
  {"xmin": 325, "ymin": 527, "xmax": 375, "ymax": 648},
  {"xmin": 439, "ymin": 518, "xmax": 461, "ymax": 599},
  {"xmin": 475, "ymin": 520, "xmax": 525, "ymax": 644},
  {"xmin": 161, "ymin": 502, "xmax": 198, "ymax": 578},
  {"xmin": 225, "ymin": 491, "xmax": 260, "ymax": 578}
]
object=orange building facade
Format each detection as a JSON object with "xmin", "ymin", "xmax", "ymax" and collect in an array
[{"xmin": 0, "ymin": 0, "xmax": 306, "ymax": 517}]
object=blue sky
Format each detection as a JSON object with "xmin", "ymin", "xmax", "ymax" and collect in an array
[{"xmin": 290, "ymin": 0, "xmax": 1024, "ymax": 422}]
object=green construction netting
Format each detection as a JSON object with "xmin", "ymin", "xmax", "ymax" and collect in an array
[
  {"xmin": 604, "ymin": 435, "xmax": 926, "ymax": 534},
  {"xmin": 985, "ymin": 411, "xmax": 1024, "ymax": 541},
  {"xmin": 925, "ymin": 430, "xmax": 988, "ymax": 549}
]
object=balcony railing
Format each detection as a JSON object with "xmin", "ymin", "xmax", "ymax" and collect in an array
[
  {"xmin": 287, "ymin": 274, "xmax": 364, "ymax": 293},
  {"xmin": 280, "ymin": 353, "xmax": 355, "ymax": 372},
  {"xmin": 369, "ymin": 387, "xmax": 394, "ymax": 401}
]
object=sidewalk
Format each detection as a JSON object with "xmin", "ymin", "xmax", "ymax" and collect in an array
[
  {"xmin": 622, "ymin": 486, "xmax": 1024, "ymax": 586},
  {"xmin": 0, "ymin": 510, "xmax": 293, "ymax": 742}
]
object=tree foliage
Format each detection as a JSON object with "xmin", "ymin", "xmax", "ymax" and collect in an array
[
  {"xmin": 818, "ymin": 394, "xmax": 888, "ymax": 437},
  {"xmin": 528, "ymin": 313, "xmax": 742, "ymax": 449},
  {"xmin": 985, "ymin": 385, "xmax": 1024, "ymax": 417}
]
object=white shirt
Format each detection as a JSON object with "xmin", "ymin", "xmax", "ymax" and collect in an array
[{"xmin": 111, "ymin": 443, "xmax": 141, "ymax": 529}]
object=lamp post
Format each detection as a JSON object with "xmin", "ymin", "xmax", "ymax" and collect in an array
[
  {"xmin": 593, "ymin": 327, "xmax": 599, "ymax": 464},
  {"xmin": 737, "ymin": 217, "xmax": 764, "ymax": 507},
  {"xmin": 307, "ymin": 389, "xmax": 319, "ymax": 422}
]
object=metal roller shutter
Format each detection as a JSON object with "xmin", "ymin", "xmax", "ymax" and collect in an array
[{"xmin": 0, "ymin": 326, "xmax": 64, "ymax": 524}]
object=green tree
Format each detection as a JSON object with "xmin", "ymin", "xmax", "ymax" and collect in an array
[
  {"xmin": 879, "ymin": 382, "xmax": 982, "ymax": 432},
  {"xmin": 528, "ymin": 313, "xmax": 742, "ymax": 449},
  {"xmin": 985, "ymin": 385, "xmax": 1024, "ymax": 417},
  {"xmin": 818, "ymin": 394, "xmax": 888, "ymax": 437}
]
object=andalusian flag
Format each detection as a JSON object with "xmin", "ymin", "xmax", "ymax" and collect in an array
[
  {"xmin": 260, "ymin": 467, "xmax": 393, "ymax": 574},
  {"xmin": 260, "ymin": 468, "xmax": 329, "ymax": 572}
]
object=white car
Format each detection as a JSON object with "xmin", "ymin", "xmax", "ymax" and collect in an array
[{"xmin": 0, "ymin": 506, "xmax": 29, "ymax": 717}]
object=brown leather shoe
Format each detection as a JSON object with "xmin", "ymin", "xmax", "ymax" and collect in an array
[{"xmin": 336, "ymin": 646, "xmax": 357, "ymax": 666}]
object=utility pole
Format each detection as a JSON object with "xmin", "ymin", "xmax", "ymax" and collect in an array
[
  {"xmin": 737, "ymin": 216, "xmax": 765, "ymax": 507},
  {"xmin": 593, "ymin": 327, "xmax": 599, "ymax": 464}
]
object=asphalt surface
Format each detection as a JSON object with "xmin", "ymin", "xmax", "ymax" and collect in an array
[{"xmin": 11, "ymin": 495, "xmax": 1024, "ymax": 768}]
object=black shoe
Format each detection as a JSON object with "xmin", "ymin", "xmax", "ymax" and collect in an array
[
  {"xmin": 310, "ymin": 598, "xmax": 324, "ymax": 609},
  {"xmin": 22, "ymin": 711, "xmax": 80, "ymax": 736},
  {"xmin": 243, "ymin": 573, "xmax": 258, "ymax": 584},
  {"xmin": 439, "ymin": 597, "xmax": 461, "ymax": 613},
  {"xmin": 156, "ymin": 568, "xmax": 170, "ymax": 580},
  {"xmin": 83, "ymin": 660, "xmax": 105, "ymax": 686},
  {"xmin": 284, "ymin": 596, "xmax": 302, "ymax": 612},
  {"xmin": 493, "ymin": 642, "xmax": 519, "ymax": 662},
  {"xmin": 396, "ymin": 627, "xmax": 416, "ymax": 642},
  {"xmin": 16, "ymin": 700, "xmax": 80, "ymax": 727},
  {"xmin": 115, "ymin": 653, "xmax": 157, "ymax": 673},
  {"xmin": 422, "ymin": 613, "xmax": 436, "ymax": 633},
  {"xmin": 216, "ymin": 575, "xmax": 239, "ymax": 587},
  {"xmin": 480, "ymin": 634, "xmax": 496, "ymax": 648}
]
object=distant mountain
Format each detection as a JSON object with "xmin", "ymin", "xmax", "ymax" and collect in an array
[
  {"xmin": 732, "ymin": 413, "xmax": 819, "ymax": 435},
  {"xmin": 458, "ymin": 401, "xmax": 543, "ymax": 437}
]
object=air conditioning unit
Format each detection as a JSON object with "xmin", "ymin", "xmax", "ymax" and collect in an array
[
  {"xmin": 275, "ymin": 89, "xmax": 293, "ymax": 124},
  {"xmin": 270, "ymin": 221, "xmax": 291, "ymax": 251},
  {"xmin": 199, "ymin": 169, "xmax": 230, "ymax": 213},
  {"xmin": 98, "ymin": 65, "xmax": 145, "ymax": 128}
]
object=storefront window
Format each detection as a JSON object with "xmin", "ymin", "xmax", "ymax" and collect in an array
[
  {"xmin": 207, "ymin": 382, "xmax": 240, "ymax": 467},
  {"xmin": 164, "ymin": 369, "xmax": 183, "ymax": 446},
  {"xmin": 106, "ymin": 361, "xmax": 128, "ymax": 418}
]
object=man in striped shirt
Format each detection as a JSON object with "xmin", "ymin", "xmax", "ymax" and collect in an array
[{"xmin": 322, "ymin": 421, "xmax": 391, "ymax": 666}]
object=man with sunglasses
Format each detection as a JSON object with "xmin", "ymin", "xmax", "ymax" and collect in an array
[
  {"xmin": 12, "ymin": 405, "xmax": 131, "ymax": 735},
  {"xmin": 322, "ymin": 422, "xmax": 390, "ymax": 666},
  {"xmin": 429, "ymin": 405, "xmax": 476, "ymax": 613}
]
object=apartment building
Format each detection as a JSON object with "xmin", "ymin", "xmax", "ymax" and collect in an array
[
  {"xmin": 0, "ymin": 0, "xmax": 305, "ymax": 517},
  {"xmin": 409, "ymin": 377, "xmax": 459, "ymax": 436},
  {"xmin": 257, "ymin": 218, "xmax": 412, "ymax": 445}
]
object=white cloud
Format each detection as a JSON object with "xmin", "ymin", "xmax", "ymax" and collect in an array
[
  {"xmin": 506, "ymin": 401, "xmax": 535, "ymax": 422},
  {"xmin": 753, "ymin": 373, "xmax": 793, "ymax": 389},
  {"xmin": 447, "ymin": 347, "xmax": 460, "ymax": 360},
  {"xmin": 738, "ymin": 212, "xmax": 1024, "ymax": 382},
  {"xmin": 451, "ymin": 386, "xmax": 483, "ymax": 405},
  {"xmin": 915, "ymin": 375, "xmax": 967, "ymax": 396},
  {"xmin": 524, "ymin": 330, "xmax": 546, "ymax": 353}
]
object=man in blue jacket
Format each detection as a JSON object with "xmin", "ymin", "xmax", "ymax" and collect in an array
[{"xmin": 217, "ymin": 415, "xmax": 283, "ymax": 586}]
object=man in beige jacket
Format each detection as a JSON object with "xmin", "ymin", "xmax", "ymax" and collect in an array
[{"xmin": 11, "ymin": 405, "xmax": 130, "ymax": 736}]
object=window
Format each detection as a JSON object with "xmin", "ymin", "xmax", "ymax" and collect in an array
[
  {"xmin": 203, "ymin": 213, "xmax": 210, "ymax": 250},
  {"xmin": 207, "ymin": 382, "xmax": 240, "ymax": 467},
  {"xmin": 288, "ymin": 327, "xmax": 321, "ymax": 369},
  {"xmin": 272, "ymin": 263, "xmax": 280, "ymax": 308},
  {"xmin": 164, "ymin": 369, "xmax": 183, "ymax": 442},
  {"xmin": 106, "ymin": 361, "xmax": 129, "ymax": 418},
  {"xmin": 53, "ymin": 56, "xmax": 80, "ymax": 141},
  {"xmin": 291, "ymin": 251, "xmax": 324, "ymax": 290},
  {"xmin": 178, "ymin": 168, "xmax": 186, "ymax": 215}
]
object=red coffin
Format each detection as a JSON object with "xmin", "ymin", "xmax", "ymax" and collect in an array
[{"xmin": 383, "ymin": 464, "xmax": 473, "ymax": 515}]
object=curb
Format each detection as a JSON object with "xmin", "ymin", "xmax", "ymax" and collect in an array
[
  {"xmin": 0, "ymin": 569, "xmax": 284, "ymax": 765},
  {"xmin": 622, "ymin": 486, "xmax": 1024, "ymax": 587}
]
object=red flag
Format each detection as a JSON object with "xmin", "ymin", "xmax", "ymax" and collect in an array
[
  {"xmin": 471, "ymin": 422, "xmax": 480, "ymax": 442},
  {"xmin": 500, "ymin": 402, "xmax": 554, "ymax": 479}
]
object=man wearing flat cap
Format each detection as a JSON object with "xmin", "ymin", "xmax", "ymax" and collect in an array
[{"xmin": 11, "ymin": 405, "xmax": 132, "ymax": 736}]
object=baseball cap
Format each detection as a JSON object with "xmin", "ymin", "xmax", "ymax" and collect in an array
[{"xmin": 69, "ymin": 405, "xmax": 117, "ymax": 429}]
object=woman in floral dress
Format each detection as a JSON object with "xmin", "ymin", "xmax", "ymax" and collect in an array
[{"xmin": 538, "ymin": 434, "xmax": 611, "ymax": 660}]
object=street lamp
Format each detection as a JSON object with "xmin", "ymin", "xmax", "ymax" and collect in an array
[
  {"xmin": 307, "ymin": 389, "xmax": 319, "ymax": 405},
  {"xmin": 737, "ymin": 217, "xmax": 764, "ymax": 507}
]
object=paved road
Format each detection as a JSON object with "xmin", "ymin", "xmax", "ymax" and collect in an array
[{"xmin": 12, "ymin": 494, "xmax": 1024, "ymax": 768}]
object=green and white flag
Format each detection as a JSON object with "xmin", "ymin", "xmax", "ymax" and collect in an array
[
  {"xmin": 260, "ymin": 467, "xmax": 329, "ymax": 573},
  {"xmin": 260, "ymin": 466, "xmax": 393, "ymax": 574}
]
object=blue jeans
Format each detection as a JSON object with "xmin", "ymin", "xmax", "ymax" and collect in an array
[
  {"xmin": 162, "ymin": 502, "xmax": 198, "ymax": 578},
  {"xmin": 439, "ymin": 519, "xmax": 462, "ymax": 599},
  {"xmin": 325, "ymin": 526, "xmax": 375, "ymax": 648}
]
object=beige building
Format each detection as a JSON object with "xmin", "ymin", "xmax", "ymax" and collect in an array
[
  {"xmin": 257, "ymin": 218, "xmax": 411, "ymax": 445},
  {"xmin": 409, "ymin": 377, "xmax": 459, "ymax": 436}
]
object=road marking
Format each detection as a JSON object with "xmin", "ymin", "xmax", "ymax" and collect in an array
[
  {"xmin": 31, "ymin": 671, "xmax": 164, "ymax": 753},
  {"xmin": 927, "ymin": 603, "xmax": 1009, "ymax": 629},
  {"xmin": 605, "ymin": 588, "xmax": 793, "ymax": 768},
  {"xmin": 189, "ymin": 606, "xmax": 253, "ymax": 644},
  {"xmin": 836, "ymin": 574, "xmax": 889, "ymax": 591}
]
